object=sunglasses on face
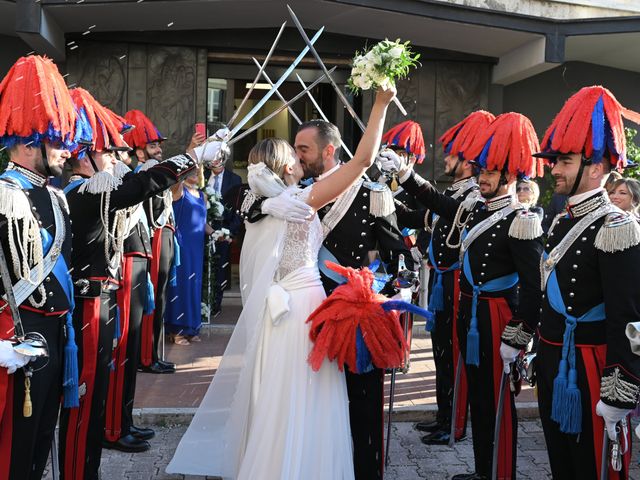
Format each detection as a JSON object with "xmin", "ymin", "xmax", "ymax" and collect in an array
[{"xmin": 517, "ymin": 186, "xmax": 532, "ymax": 193}]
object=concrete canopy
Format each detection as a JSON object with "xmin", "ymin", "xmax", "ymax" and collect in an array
[{"xmin": 5, "ymin": 0, "xmax": 640, "ymax": 83}]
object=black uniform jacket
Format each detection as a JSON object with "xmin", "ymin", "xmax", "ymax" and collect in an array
[
  {"xmin": 401, "ymin": 171, "xmax": 543, "ymax": 347},
  {"xmin": 540, "ymin": 191, "xmax": 640, "ymax": 409}
]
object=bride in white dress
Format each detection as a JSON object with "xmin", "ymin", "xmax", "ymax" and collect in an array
[{"xmin": 166, "ymin": 87, "xmax": 396, "ymax": 479}]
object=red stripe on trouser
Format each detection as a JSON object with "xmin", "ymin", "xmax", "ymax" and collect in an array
[
  {"xmin": 105, "ymin": 257, "xmax": 133, "ymax": 441},
  {"xmin": 140, "ymin": 229, "xmax": 163, "ymax": 367},
  {"xmin": 0, "ymin": 308, "xmax": 14, "ymax": 480},
  {"xmin": 63, "ymin": 298, "xmax": 101, "ymax": 480},
  {"xmin": 583, "ymin": 345, "xmax": 632, "ymax": 479},
  {"xmin": 489, "ymin": 297, "xmax": 515, "ymax": 480},
  {"xmin": 451, "ymin": 270, "xmax": 469, "ymax": 439}
]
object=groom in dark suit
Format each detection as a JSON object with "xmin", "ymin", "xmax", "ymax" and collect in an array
[{"xmin": 205, "ymin": 163, "xmax": 242, "ymax": 316}]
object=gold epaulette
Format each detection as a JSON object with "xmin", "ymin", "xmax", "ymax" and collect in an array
[
  {"xmin": 508, "ymin": 208, "xmax": 543, "ymax": 240},
  {"xmin": 595, "ymin": 211, "xmax": 640, "ymax": 253},
  {"xmin": 363, "ymin": 181, "xmax": 395, "ymax": 218}
]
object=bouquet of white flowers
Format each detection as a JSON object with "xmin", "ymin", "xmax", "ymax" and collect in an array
[
  {"xmin": 348, "ymin": 39, "xmax": 420, "ymax": 115},
  {"xmin": 203, "ymin": 185, "xmax": 225, "ymax": 220}
]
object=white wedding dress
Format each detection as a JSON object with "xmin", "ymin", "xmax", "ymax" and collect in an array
[{"xmin": 166, "ymin": 185, "xmax": 354, "ymax": 480}]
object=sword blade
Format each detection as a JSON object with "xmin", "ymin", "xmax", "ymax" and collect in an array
[
  {"xmin": 491, "ymin": 372, "xmax": 508, "ymax": 480},
  {"xmin": 295, "ymin": 74, "xmax": 354, "ymax": 158},
  {"xmin": 287, "ymin": 5, "xmax": 367, "ymax": 133},
  {"xmin": 226, "ymin": 21, "xmax": 287, "ymax": 129},
  {"xmin": 385, "ymin": 367, "xmax": 397, "ymax": 467},
  {"xmin": 227, "ymin": 67, "xmax": 336, "ymax": 147},
  {"xmin": 227, "ymin": 26, "xmax": 325, "ymax": 140},
  {"xmin": 449, "ymin": 352, "xmax": 463, "ymax": 447},
  {"xmin": 0, "ymin": 229, "xmax": 25, "ymax": 338},
  {"xmin": 600, "ymin": 428, "xmax": 610, "ymax": 480},
  {"xmin": 252, "ymin": 57, "xmax": 303, "ymax": 125}
]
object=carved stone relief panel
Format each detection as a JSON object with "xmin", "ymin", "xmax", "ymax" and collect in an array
[
  {"xmin": 146, "ymin": 46, "xmax": 197, "ymax": 157},
  {"xmin": 433, "ymin": 62, "xmax": 490, "ymax": 181},
  {"xmin": 66, "ymin": 42, "xmax": 128, "ymax": 115}
]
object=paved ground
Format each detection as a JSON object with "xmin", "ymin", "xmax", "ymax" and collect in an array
[{"xmin": 41, "ymin": 419, "xmax": 640, "ymax": 479}]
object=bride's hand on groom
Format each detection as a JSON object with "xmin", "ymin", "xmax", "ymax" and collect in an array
[{"xmin": 262, "ymin": 190, "xmax": 313, "ymax": 224}]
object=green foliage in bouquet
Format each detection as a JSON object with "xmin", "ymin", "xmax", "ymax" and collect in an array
[{"xmin": 348, "ymin": 39, "xmax": 420, "ymax": 94}]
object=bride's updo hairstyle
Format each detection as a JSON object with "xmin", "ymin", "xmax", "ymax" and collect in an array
[
  {"xmin": 248, "ymin": 138, "xmax": 293, "ymax": 179},
  {"xmin": 247, "ymin": 138, "xmax": 294, "ymax": 198}
]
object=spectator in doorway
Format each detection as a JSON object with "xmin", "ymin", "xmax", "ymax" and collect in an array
[{"xmin": 517, "ymin": 179, "xmax": 543, "ymax": 220}]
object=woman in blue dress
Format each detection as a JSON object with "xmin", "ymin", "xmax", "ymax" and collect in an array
[{"xmin": 165, "ymin": 169, "xmax": 211, "ymax": 345}]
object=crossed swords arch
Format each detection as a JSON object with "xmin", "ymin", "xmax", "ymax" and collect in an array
[{"xmin": 203, "ymin": 6, "xmax": 406, "ymax": 155}]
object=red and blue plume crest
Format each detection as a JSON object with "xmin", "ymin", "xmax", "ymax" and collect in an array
[
  {"xmin": 123, "ymin": 109, "xmax": 166, "ymax": 149},
  {"xmin": 70, "ymin": 88, "xmax": 128, "ymax": 154},
  {"xmin": 381, "ymin": 120, "xmax": 425, "ymax": 163},
  {"xmin": 439, "ymin": 110, "xmax": 495, "ymax": 160},
  {"xmin": 539, "ymin": 86, "xmax": 640, "ymax": 169},
  {"xmin": 0, "ymin": 55, "xmax": 79, "ymax": 150},
  {"xmin": 465, "ymin": 112, "xmax": 543, "ymax": 178}
]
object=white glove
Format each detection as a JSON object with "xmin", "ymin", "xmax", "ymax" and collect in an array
[
  {"xmin": 499, "ymin": 342, "xmax": 520, "ymax": 374},
  {"xmin": 596, "ymin": 400, "xmax": 630, "ymax": 441},
  {"xmin": 391, "ymin": 289, "xmax": 412, "ymax": 302},
  {"xmin": 262, "ymin": 190, "xmax": 313, "ymax": 224},
  {"xmin": 0, "ymin": 340, "xmax": 33, "ymax": 374},
  {"xmin": 376, "ymin": 149, "xmax": 405, "ymax": 173},
  {"xmin": 193, "ymin": 140, "xmax": 230, "ymax": 166}
]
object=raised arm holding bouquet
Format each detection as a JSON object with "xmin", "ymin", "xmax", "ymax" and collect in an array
[{"xmin": 348, "ymin": 39, "xmax": 420, "ymax": 116}]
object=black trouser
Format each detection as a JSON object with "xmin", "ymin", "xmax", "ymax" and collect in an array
[
  {"xmin": 537, "ymin": 339, "xmax": 632, "ymax": 480},
  {"xmin": 152, "ymin": 228, "xmax": 173, "ymax": 364},
  {"xmin": 59, "ymin": 290, "xmax": 116, "ymax": 480},
  {"xmin": 346, "ymin": 368, "xmax": 384, "ymax": 480},
  {"xmin": 429, "ymin": 269, "xmax": 456, "ymax": 427},
  {"xmin": 105, "ymin": 257, "xmax": 147, "ymax": 441},
  {"xmin": 457, "ymin": 293, "xmax": 517, "ymax": 480},
  {"xmin": 7, "ymin": 310, "xmax": 64, "ymax": 480},
  {"xmin": 213, "ymin": 241, "xmax": 231, "ymax": 311}
]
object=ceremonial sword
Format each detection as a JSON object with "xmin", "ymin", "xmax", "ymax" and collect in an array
[
  {"xmin": 600, "ymin": 428, "xmax": 610, "ymax": 480},
  {"xmin": 295, "ymin": 74, "xmax": 354, "ymax": 159},
  {"xmin": 287, "ymin": 5, "xmax": 367, "ymax": 133},
  {"xmin": 226, "ymin": 26, "xmax": 325, "ymax": 141},
  {"xmin": 227, "ymin": 67, "xmax": 337, "ymax": 147},
  {"xmin": 251, "ymin": 57, "xmax": 303, "ymax": 125},
  {"xmin": 287, "ymin": 5, "xmax": 408, "ymax": 120},
  {"xmin": 227, "ymin": 22, "xmax": 287, "ymax": 130},
  {"xmin": 491, "ymin": 371, "xmax": 509, "ymax": 480},
  {"xmin": 448, "ymin": 352, "xmax": 463, "ymax": 447}
]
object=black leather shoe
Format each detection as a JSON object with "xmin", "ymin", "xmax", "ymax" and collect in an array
[
  {"xmin": 130, "ymin": 425, "xmax": 155, "ymax": 441},
  {"xmin": 415, "ymin": 420, "xmax": 442, "ymax": 433},
  {"xmin": 421, "ymin": 430, "xmax": 451, "ymax": 445},
  {"xmin": 157, "ymin": 359, "xmax": 176, "ymax": 371},
  {"xmin": 103, "ymin": 434, "xmax": 150, "ymax": 453},
  {"xmin": 451, "ymin": 473, "xmax": 487, "ymax": 480},
  {"xmin": 140, "ymin": 362, "xmax": 174, "ymax": 374}
]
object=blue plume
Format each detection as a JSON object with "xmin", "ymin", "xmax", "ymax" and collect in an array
[
  {"xmin": 382, "ymin": 300, "xmax": 433, "ymax": 322},
  {"xmin": 591, "ymin": 96, "xmax": 605, "ymax": 156},
  {"xmin": 355, "ymin": 326, "xmax": 373, "ymax": 373},
  {"xmin": 477, "ymin": 136, "xmax": 494, "ymax": 169}
]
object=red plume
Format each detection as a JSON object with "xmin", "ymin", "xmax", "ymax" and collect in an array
[
  {"xmin": 465, "ymin": 112, "xmax": 543, "ymax": 178},
  {"xmin": 539, "ymin": 85, "xmax": 640, "ymax": 168},
  {"xmin": 381, "ymin": 120, "xmax": 426, "ymax": 163},
  {"xmin": 306, "ymin": 262, "xmax": 407, "ymax": 373},
  {"xmin": 70, "ymin": 88, "xmax": 128, "ymax": 152},
  {"xmin": 0, "ymin": 55, "xmax": 76, "ymax": 147},
  {"xmin": 123, "ymin": 110, "xmax": 165, "ymax": 149},
  {"xmin": 439, "ymin": 110, "xmax": 495, "ymax": 160}
]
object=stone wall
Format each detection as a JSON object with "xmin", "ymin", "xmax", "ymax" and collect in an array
[
  {"xmin": 436, "ymin": 0, "xmax": 640, "ymax": 18},
  {"xmin": 66, "ymin": 41, "xmax": 208, "ymax": 157}
]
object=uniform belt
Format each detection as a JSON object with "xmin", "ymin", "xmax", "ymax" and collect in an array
[{"xmin": 73, "ymin": 278, "xmax": 119, "ymax": 297}]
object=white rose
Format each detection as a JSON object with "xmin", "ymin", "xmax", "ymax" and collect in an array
[{"xmin": 388, "ymin": 46, "xmax": 403, "ymax": 59}]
